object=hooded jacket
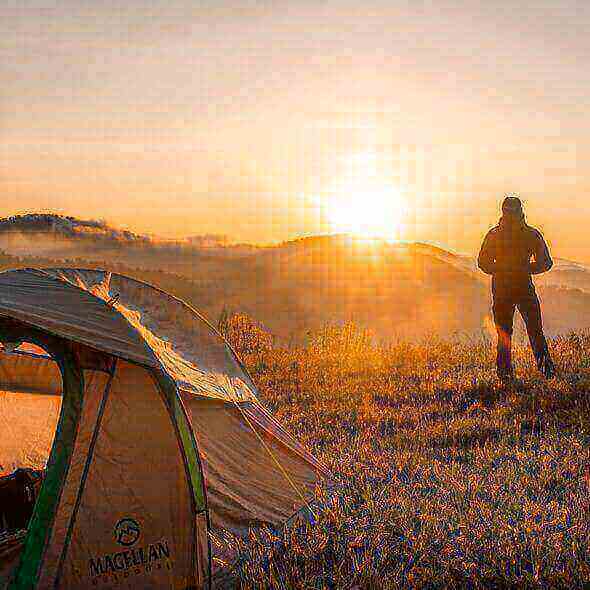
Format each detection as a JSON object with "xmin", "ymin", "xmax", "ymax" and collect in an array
[{"xmin": 478, "ymin": 215, "xmax": 553, "ymax": 295}]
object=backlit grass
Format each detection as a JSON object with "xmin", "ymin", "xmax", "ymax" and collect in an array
[{"xmin": 218, "ymin": 320, "xmax": 590, "ymax": 589}]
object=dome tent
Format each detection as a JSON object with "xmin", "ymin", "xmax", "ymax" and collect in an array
[{"xmin": 0, "ymin": 268, "xmax": 328, "ymax": 589}]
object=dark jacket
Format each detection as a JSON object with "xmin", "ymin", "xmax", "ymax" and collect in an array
[{"xmin": 478, "ymin": 217, "xmax": 553, "ymax": 296}]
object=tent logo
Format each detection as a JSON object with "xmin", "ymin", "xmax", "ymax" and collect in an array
[
  {"xmin": 87, "ymin": 520, "xmax": 172, "ymax": 583},
  {"xmin": 114, "ymin": 518, "xmax": 141, "ymax": 547}
]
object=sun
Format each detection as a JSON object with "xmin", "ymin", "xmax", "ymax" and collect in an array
[
  {"xmin": 322, "ymin": 153, "xmax": 406, "ymax": 241},
  {"xmin": 327, "ymin": 187, "xmax": 404, "ymax": 240}
]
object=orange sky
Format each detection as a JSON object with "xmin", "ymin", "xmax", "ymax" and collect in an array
[{"xmin": 2, "ymin": 1, "xmax": 590, "ymax": 260}]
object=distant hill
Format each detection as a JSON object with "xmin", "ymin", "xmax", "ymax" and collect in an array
[
  {"xmin": 2, "ymin": 214, "xmax": 590, "ymax": 341},
  {"xmin": 0, "ymin": 213, "xmax": 261, "ymax": 276},
  {"xmin": 0, "ymin": 213, "xmax": 150, "ymax": 246}
]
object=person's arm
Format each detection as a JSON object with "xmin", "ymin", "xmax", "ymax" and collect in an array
[
  {"xmin": 530, "ymin": 230, "xmax": 553, "ymax": 274},
  {"xmin": 477, "ymin": 230, "xmax": 496, "ymax": 275}
]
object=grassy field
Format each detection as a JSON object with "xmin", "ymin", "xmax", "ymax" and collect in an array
[{"xmin": 218, "ymin": 320, "xmax": 590, "ymax": 589}]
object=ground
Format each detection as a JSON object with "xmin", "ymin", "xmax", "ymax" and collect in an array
[{"xmin": 219, "ymin": 321, "xmax": 590, "ymax": 589}]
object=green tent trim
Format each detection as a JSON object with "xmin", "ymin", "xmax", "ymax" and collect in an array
[{"xmin": 7, "ymin": 336, "xmax": 84, "ymax": 590}]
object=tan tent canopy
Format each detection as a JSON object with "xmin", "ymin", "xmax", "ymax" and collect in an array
[{"xmin": 0, "ymin": 268, "xmax": 328, "ymax": 590}]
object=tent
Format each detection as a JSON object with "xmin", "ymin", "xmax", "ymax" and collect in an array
[{"xmin": 0, "ymin": 268, "xmax": 328, "ymax": 589}]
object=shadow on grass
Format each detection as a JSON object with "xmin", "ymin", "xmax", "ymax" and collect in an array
[{"xmin": 460, "ymin": 382, "xmax": 505, "ymax": 408}]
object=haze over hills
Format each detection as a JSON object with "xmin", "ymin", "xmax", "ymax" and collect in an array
[
  {"xmin": 0, "ymin": 214, "xmax": 261, "ymax": 275},
  {"xmin": 1, "ymin": 213, "xmax": 590, "ymax": 341}
]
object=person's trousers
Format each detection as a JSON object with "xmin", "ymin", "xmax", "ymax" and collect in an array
[{"xmin": 492, "ymin": 288, "xmax": 551, "ymax": 375}]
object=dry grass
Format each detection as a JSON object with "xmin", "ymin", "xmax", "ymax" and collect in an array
[{"xmin": 219, "ymin": 322, "xmax": 590, "ymax": 589}]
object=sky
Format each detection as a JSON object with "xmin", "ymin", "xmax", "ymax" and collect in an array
[{"xmin": 2, "ymin": 0, "xmax": 590, "ymax": 259}]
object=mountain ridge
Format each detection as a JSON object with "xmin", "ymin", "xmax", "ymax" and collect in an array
[{"xmin": 2, "ymin": 213, "xmax": 590, "ymax": 341}]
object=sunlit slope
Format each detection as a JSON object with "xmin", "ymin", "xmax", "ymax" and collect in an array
[{"xmin": 224, "ymin": 236, "xmax": 489, "ymax": 339}]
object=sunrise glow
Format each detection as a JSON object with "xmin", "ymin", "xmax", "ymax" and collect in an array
[
  {"xmin": 323, "ymin": 152, "xmax": 406, "ymax": 241},
  {"xmin": 326, "ymin": 186, "xmax": 405, "ymax": 241}
]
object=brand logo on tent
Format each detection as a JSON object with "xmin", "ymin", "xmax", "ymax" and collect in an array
[
  {"xmin": 114, "ymin": 518, "xmax": 141, "ymax": 547},
  {"xmin": 88, "ymin": 519, "xmax": 172, "ymax": 583}
]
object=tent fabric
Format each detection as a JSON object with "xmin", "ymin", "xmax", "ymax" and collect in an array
[
  {"xmin": 43, "ymin": 269, "xmax": 260, "ymax": 402},
  {"xmin": 12, "ymin": 330, "xmax": 86, "ymax": 589},
  {"xmin": 0, "ymin": 267, "xmax": 329, "ymax": 589},
  {"xmin": 0, "ymin": 345, "xmax": 207, "ymax": 589},
  {"xmin": 0, "ymin": 269, "xmax": 328, "ymax": 476},
  {"xmin": 46, "ymin": 361, "xmax": 201, "ymax": 589},
  {"xmin": 183, "ymin": 398, "xmax": 320, "ymax": 533},
  {"xmin": 0, "ymin": 270, "xmax": 155, "ymax": 367}
]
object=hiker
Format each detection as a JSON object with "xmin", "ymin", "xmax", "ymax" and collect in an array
[{"xmin": 478, "ymin": 195, "xmax": 555, "ymax": 381}]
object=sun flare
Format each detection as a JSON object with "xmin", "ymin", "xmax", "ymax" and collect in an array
[
  {"xmin": 322, "ymin": 152, "xmax": 406, "ymax": 241},
  {"xmin": 326, "ymin": 186, "xmax": 405, "ymax": 241}
]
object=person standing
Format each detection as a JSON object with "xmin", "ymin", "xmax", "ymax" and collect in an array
[{"xmin": 478, "ymin": 195, "xmax": 555, "ymax": 381}]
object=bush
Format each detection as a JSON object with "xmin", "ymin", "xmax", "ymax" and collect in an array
[{"xmin": 217, "ymin": 309, "xmax": 273, "ymax": 357}]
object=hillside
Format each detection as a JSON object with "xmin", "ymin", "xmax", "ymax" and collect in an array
[
  {"xmin": 2, "ymin": 214, "xmax": 590, "ymax": 341},
  {"xmin": 0, "ymin": 214, "xmax": 260, "ymax": 274},
  {"xmin": 225, "ymin": 236, "xmax": 489, "ymax": 339},
  {"xmin": 0, "ymin": 214, "xmax": 150, "ymax": 247},
  {"xmin": 212, "ymin": 323, "xmax": 590, "ymax": 588}
]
